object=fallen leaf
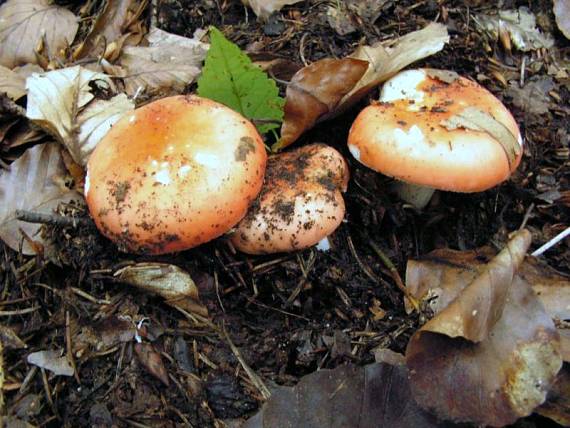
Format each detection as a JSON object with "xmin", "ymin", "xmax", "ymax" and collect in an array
[
  {"xmin": 27, "ymin": 349, "xmax": 74, "ymax": 376},
  {"xmin": 507, "ymin": 77, "xmax": 556, "ymax": 116},
  {"xmin": 244, "ymin": 362, "xmax": 444, "ymax": 428},
  {"xmin": 134, "ymin": 342, "xmax": 170, "ymax": 386},
  {"xmin": 474, "ymin": 7, "xmax": 554, "ymax": 52},
  {"xmin": 198, "ymin": 27, "xmax": 284, "ymax": 134},
  {"xmin": 554, "ymin": 0, "xmax": 570, "ymax": 39},
  {"xmin": 0, "ymin": 324, "xmax": 27, "ymax": 349},
  {"xmin": 118, "ymin": 27, "xmax": 208, "ymax": 97},
  {"xmin": 75, "ymin": 0, "xmax": 142, "ymax": 59},
  {"xmin": 0, "ymin": 65, "xmax": 26, "ymax": 100},
  {"xmin": 26, "ymin": 66, "xmax": 133, "ymax": 165},
  {"xmin": 327, "ymin": 0, "xmax": 388, "ymax": 36},
  {"xmin": 0, "ymin": 143, "xmax": 81, "ymax": 255},
  {"xmin": 0, "ymin": 0, "xmax": 79, "ymax": 68},
  {"xmin": 406, "ymin": 244, "xmax": 570, "ymax": 321},
  {"xmin": 114, "ymin": 263, "xmax": 208, "ymax": 316},
  {"xmin": 242, "ymin": 0, "xmax": 303, "ymax": 19},
  {"xmin": 406, "ymin": 230, "xmax": 563, "ymax": 426},
  {"xmin": 276, "ymin": 23, "xmax": 449, "ymax": 149}
]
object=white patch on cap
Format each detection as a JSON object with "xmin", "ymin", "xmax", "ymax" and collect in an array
[
  {"xmin": 348, "ymin": 144, "xmax": 361, "ymax": 161},
  {"xmin": 195, "ymin": 152, "xmax": 219, "ymax": 168},
  {"xmin": 155, "ymin": 167, "xmax": 171, "ymax": 185},
  {"xmin": 128, "ymin": 114, "xmax": 136, "ymax": 123},
  {"xmin": 393, "ymin": 125, "xmax": 425, "ymax": 146},
  {"xmin": 380, "ymin": 69, "xmax": 426, "ymax": 105},
  {"xmin": 84, "ymin": 169, "xmax": 90, "ymax": 195},
  {"xmin": 316, "ymin": 237, "xmax": 331, "ymax": 252},
  {"xmin": 178, "ymin": 165, "xmax": 192, "ymax": 178}
]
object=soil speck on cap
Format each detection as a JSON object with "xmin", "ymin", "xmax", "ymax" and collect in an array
[
  {"xmin": 235, "ymin": 136, "xmax": 257, "ymax": 161},
  {"xmin": 111, "ymin": 181, "xmax": 131, "ymax": 205}
]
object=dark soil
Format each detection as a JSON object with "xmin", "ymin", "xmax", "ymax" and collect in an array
[{"xmin": 1, "ymin": 0, "xmax": 569, "ymax": 427}]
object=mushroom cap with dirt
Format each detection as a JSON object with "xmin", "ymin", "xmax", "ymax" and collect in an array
[
  {"xmin": 85, "ymin": 95, "xmax": 267, "ymax": 254},
  {"xmin": 230, "ymin": 143, "xmax": 349, "ymax": 254},
  {"xmin": 347, "ymin": 68, "xmax": 523, "ymax": 209}
]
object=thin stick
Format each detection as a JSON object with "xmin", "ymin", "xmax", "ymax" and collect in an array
[
  {"xmin": 221, "ymin": 325, "xmax": 271, "ymax": 400},
  {"xmin": 0, "ymin": 306, "xmax": 39, "ymax": 316},
  {"xmin": 368, "ymin": 240, "xmax": 420, "ymax": 312},
  {"xmin": 531, "ymin": 226, "xmax": 570, "ymax": 257},
  {"xmin": 15, "ymin": 210, "xmax": 94, "ymax": 228}
]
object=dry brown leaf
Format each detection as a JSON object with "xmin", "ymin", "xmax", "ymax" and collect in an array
[
  {"xmin": 277, "ymin": 58, "xmax": 369, "ymax": 149},
  {"xmin": 536, "ymin": 364, "xmax": 570, "ymax": 426},
  {"xmin": 114, "ymin": 263, "xmax": 208, "ymax": 316},
  {"xmin": 406, "ymin": 244, "xmax": 570, "ymax": 321},
  {"xmin": 406, "ymin": 230, "xmax": 563, "ymax": 426},
  {"xmin": 25, "ymin": 66, "xmax": 134, "ymax": 165},
  {"xmin": 117, "ymin": 27, "xmax": 208, "ymax": 97},
  {"xmin": 244, "ymin": 362, "xmax": 445, "ymax": 428},
  {"xmin": 276, "ymin": 23, "xmax": 449, "ymax": 149},
  {"xmin": 554, "ymin": 0, "xmax": 570, "ymax": 39},
  {"xmin": 507, "ymin": 77, "xmax": 556, "ymax": 116},
  {"xmin": 27, "ymin": 349, "xmax": 74, "ymax": 376},
  {"xmin": 0, "ymin": 143, "xmax": 80, "ymax": 255},
  {"xmin": 75, "ymin": 0, "xmax": 143, "ymax": 59},
  {"xmin": 0, "ymin": 0, "xmax": 78, "ymax": 68},
  {"xmin": 0, "ymin": 65, "xmax": 25, "ymax": 100},
  {"xmin": 242, "ymin": 0, "xmax": 303, "ymax": 19},
  {"xmin": 134, "ymin": 342, "xmax": 170, "ymax": 386},
  {"xmin": 0, "ymin": 324, "xmax": 27, "ymax": 350}
]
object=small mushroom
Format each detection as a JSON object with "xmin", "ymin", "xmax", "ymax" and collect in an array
[
  {"xmin": 230, "ymin": 143, "xmax": 349, "ymax": 254},
  {"xmin": 347, "ymin": 69, "xmax": 523, "ymax": 208},
  {"xmin": 85, "ymin": 95, "xmax": 267, "ymax": 254}
]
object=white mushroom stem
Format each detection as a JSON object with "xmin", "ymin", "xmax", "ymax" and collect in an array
[{"xmin": 391, "ymin": 181, "xmax": 435, "ymax": 209}]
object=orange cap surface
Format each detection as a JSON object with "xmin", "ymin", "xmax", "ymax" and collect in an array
[
  {"xmin": 231, "ymin": 143, "xmax": 349, "ymax": 254},
  {"xmin": 347, "ymin": 69, "xmax": 523, "ymax": 192},
  {"xmin": 85, "ymin": 95, "xmax": 266, "ymax": 254}
]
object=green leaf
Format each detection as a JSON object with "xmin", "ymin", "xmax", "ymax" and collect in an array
[{"xmin": 197, "ymin": 27, "xmax": 284, "ymax": 134}]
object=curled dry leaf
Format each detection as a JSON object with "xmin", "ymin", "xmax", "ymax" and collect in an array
[
  {"xmin": 114, "ymin": 263, "xmax": 208, "ymax": 316},
  {"xmin": 507, "ymin": 77, "xmax": 555, "ymax": 116},
  {"xmin": 27, "ymin": 350, "xmax": 74, "ymax": 376},
  {"xmin": 536, "ymin": 364, "xmax": 570, "ymax": 426},
  {"xmin": 474, "ymin": 7, "xmax": 554, "ymax": 51},
  {"xmin": 26, "ymin": 66, "xmax": 134, "ymax": 166},
  {"xmin": 244, "ymin": 363, "xmax": 443, "ymax": 428},
  {"xmin": 276, "ymin": 23, "xmax": 449, "ymax": 149},
  {"xmin": 0, "ymin": 0, "xmax": 79, "ymax": 68},
  {"xmin": 554, "ymin": 0, "xmax": 570, "ymax": 39},
  {"xmin": 242, "ymin": 0, "xmax": 303, "ymax": 19},
  {"xmin": 406, "ymin": 230, "xmax": 563, "ymax": 426},
  {"xmin": 75, "ymin": 0, "xmax": 144, "ymax": 59},
  {"xmin": 0, "ymin": 143, "xmax": 81, "ymax": 255},
  {"xmin": 117, "ymin": 27, "xmax": 209, "ymax": 97}
]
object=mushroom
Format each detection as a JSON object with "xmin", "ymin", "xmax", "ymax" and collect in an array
[
  {"xmin": 230, "ymin": 143, "xmax": 349, "ymax": 254},
  {"xmin": 347, "ymin": 69, "xmax": 523, "ymax": 209},
  {"xmin": 85, "ymin": 95, "xmax": 267, "ymax": 254}
]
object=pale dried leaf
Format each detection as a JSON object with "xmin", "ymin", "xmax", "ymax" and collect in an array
[
  {"xmin": 475, "ymin": 7, "xmax": 554, "ymax": 51},
  {"xmin": 119, "ymin": 28, "xmax": 208, "ymax": 96},
  {"xmin": 554, "ymin": 0, "xmax": 570, "ymax": 39},
  {"xmin": 76, "ymin": 0, "xmax": 136, "ymax": 58},
  {"xmin": 0, "ymin": 143, "xmax": 80, "ymax": 255},
  {"xmin": 0, "ymin": 0, "xmax": 79, "ymax": 68},
  {"xmin": 536, "ymin": 365, "xmax": 570, "ymax": 426},
  {"xmin": 25, "ymin": 66, "xmax": 125, "ymax": 166},
  {"xmin": 75, "ymin": 94, "xmax": 134, "ymax": 164},
  {"xmin": 0, "ymin": 324, "xmax": 27, "ymax": 350},
  {"xmin": 27, "ymin": 349, "xmax": 74, "ymax": 376},
  {"xmin": 441, "ymin": 106, "xmax": 521, "ymax": 168},
  {"xmin": 242, "ymin": 0, "xmax": 303, "ymax": 19},
  {"xmin": 0, "ymin": 65, "xmax": 25, "ymax": 100}
]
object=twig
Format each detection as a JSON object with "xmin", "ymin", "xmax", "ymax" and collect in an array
[
  {"xmin": 368, "ymin": 240, "xmax": 420, "ymax": 312},
  {"xmin": 66, "ymin": 311, "xmax": 81, "ymax": 384},
  {"xmin": 15, "ymin": 210, "xmax": 94, "ymax": 228},
  {"xmin": 0, "ymin": 306, "xmax": 39, "ymax": 316},
  {"xmin": 221, "ymin": 325, "xmax": 271, "ymax": 400},
  {"xmin": 531, "ymin": 226, "xmax": 570, "ymax": 257}
]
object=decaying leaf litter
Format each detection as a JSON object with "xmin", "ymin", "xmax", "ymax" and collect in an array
[{"xmin": 0, "ymin": 0, "xmax": 569, "ymax": 426}]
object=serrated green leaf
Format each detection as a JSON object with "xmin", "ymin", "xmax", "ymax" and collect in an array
[{"xmin": 197, "ymin": 27, "xmax": 284, "ymax": 134}]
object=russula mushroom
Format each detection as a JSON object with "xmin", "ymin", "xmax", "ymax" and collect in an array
[
  {"xmin": 347, "ymin": 68, "xmax": 523, "ymax": 209},
  {"xmin": 230, "ymin": 143, "xmax": 349, "ymax": 254},
  {"xmin": 85, "ymin": 95, "xmax": 266, "ymax": 254}
]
